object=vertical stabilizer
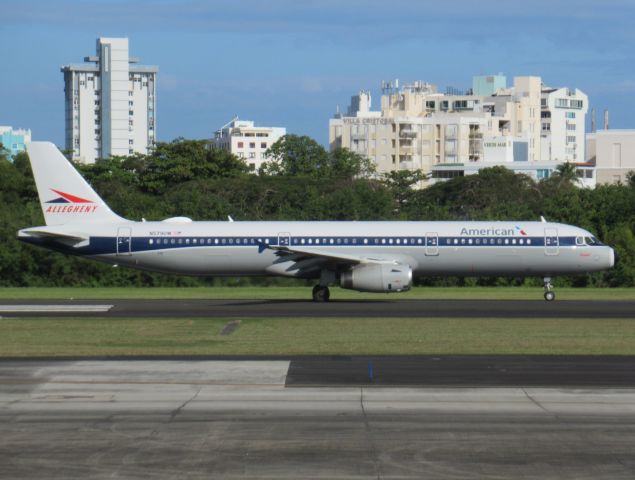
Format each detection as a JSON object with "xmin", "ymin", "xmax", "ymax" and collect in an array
[{"xmin": 26, "ymin": 142, "xmax": 125, "ymax": 226}]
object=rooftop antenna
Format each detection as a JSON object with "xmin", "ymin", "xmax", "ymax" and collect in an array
[{"xmin": 591, "ymin": 108, "xmax": 595, "ymax": 133}]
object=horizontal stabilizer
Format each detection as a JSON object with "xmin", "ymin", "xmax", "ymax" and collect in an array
[{"xmin": 18, "ymin": 227, "xmax": 89, "ymax": 247}]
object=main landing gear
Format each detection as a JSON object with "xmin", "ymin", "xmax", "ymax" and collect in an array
[
  {"xmin": 312, "ymin": 285, "xmax": 330, "ymax": 302},
  {"xmin": 543, "ymin": 277, "xmax": 556, "ymax": 301}
]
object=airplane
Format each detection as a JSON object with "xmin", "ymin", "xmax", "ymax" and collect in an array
[{"xmin": 18, "ymin": 142, "xmax": 616, "ymax": 302}]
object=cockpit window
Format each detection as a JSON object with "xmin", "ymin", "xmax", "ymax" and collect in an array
[
  {"xmin": 576, "ymin": 236, "xmax": 584, "ymax": 246},
  {"xmin": 584, "ymin": 236, "xmax": 600, "ymax": 246}
]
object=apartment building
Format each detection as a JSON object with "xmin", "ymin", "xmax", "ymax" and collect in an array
[
  {"xmin": 587, "ymin": 130, "xmax": 635, "ymax": 184},
  {"xmin": 61, "ymin": 38, "xmax": 158, "ymax": 164},
  {"xmin": 213, "ymin": 119, "xmax": 286, "ymax": 172},
  {"xmin": 0, "ymin": 126, "xmax": 31, "ymax": 159},
  {"xmin": 541, "ymin": 87, "xmax": 588, "ymax": 163},
  {"xmin": 329, "ymin": 75, "xmax": 587, "ymax": 182}
]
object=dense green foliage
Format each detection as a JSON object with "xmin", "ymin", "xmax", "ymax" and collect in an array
[{"xmin": 1, "ymin": 135, "xmax": 633, "ymax": 287}]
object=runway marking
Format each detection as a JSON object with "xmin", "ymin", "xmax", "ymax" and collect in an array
[{"xmin": 0, "ymin": 305, "xmax": 113, "ymax": 313}]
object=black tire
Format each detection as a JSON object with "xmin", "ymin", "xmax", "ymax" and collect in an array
[
  {"xmin": 544, "ymin": 291, "xmax": 556, "ymax": 302},
  {"xmin": 312, "ymin": 286, "xmax": 330, "ymax": 302}
]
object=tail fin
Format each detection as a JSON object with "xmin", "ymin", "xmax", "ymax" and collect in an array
[{"xmin": 26, "ymin": 142, "xmax": 125, "ymax": 226}]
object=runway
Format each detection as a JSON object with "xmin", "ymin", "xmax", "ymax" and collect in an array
[
  {"xmin": 1, "ymin": 298, "xmax": 634, "ymax": 318},
  {"xmin": 2, "ymin": 359, "xmax": 635, "ymax": 479}
]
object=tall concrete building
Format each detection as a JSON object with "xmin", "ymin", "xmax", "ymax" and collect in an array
[
  {"xmin": 61, "ymin": 38, "xmax": 158, "ymax": 164},
  {"xmin": 329, "ymin": 75, "xmax": 588, "ymax": 183},
  {"xmin": 540, "ymin": 87, "xmax": 588, "ymax": 163},
  {"xmin": 213, "ymin": 118, "xmax": 286, "ymax": 172},
  {"xmin": 0, "ymin": 126, "xmax": 31, "ymax": 159}
]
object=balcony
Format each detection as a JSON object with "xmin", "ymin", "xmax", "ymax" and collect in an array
[
  {"xmin": 399, "ymin": 129, "xmax": 417, "ymax": 138},
  {"xmin": 399, "ymin": 145, "xmax": 416, "ymax": 154},
  {"xmin": 350, "ymin": 133, "xmax": 366, "ymax": 141}
]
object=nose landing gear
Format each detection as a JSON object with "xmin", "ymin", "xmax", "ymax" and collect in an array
[{"xmin": 543, "ymin": 277, "xmax": 555, "ymax": 301}]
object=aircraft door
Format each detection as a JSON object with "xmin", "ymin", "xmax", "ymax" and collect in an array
[
  {"xmin": 425, "ymin": 232, "xmax": 439, "ymax": 256},
  {"xmin": 277, "ymin": 232, "xmax": 291, "ymax": 247},
  {"xmin": 116, "ymin": 227, "xmax": 132, "ymax": 256},
  {"xmin": 544, "ymin": 227, "xmax": 559, "ymax": 256}
]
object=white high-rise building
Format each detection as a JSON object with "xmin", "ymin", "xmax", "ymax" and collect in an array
[
  {"xmin": 213, "ymin": 119, "xmax": 286, "ymax": 172},
  {"xmin": 61, "ymin": 38, "xmax": 158, "ymax": 164},
  {"xmin": 540, "ymin": 87, "xmax": 588, "ymax": 163}
]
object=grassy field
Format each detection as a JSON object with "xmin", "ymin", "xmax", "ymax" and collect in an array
[
  {"xmin": 0, "ymin": 286, "xmax": 634, "ymax": 300},
  {"xmin": 2, "ymin": 316, "xmax": 635, "ymax": 357}
]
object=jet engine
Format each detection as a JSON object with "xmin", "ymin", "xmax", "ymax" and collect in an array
[{"xmin": 340, "ymin": 264, "xmax": 412, "ymax": 293}]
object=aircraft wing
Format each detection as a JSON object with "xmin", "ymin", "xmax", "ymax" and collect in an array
[{"xmin": 261, "ymin": 243, "xmax": 412, "ymax": 278}]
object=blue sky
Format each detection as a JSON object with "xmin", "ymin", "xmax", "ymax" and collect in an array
[{"xmin": 1, "ymin": 0, "xmax": 634, "ymax": 147}]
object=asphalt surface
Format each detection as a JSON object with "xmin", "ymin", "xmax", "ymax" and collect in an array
[
  {"xmin": 3, "ymin": 360, "xmax": 635, "ymax": 479},
  {"xmin": 1, "ymin": 298, "xmax": 634, "ymax": 318},
  {"xmin": 286, "ymin": 355, "xmax": 635, "ymax": 387}
]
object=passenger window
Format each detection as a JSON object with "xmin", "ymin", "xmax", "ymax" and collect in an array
[
  {"xmin": 417, "ymin": 239, "xmax": 422, "ymax": 244},
  {"xmin": 475, "ymin": 238, "xmax": 480, "ymax": 245},
  {"xmin": 468, "ymin": 239, "xmax": 473, "ymax": 245},
  {"xmin": 363, "ymin": 239, "xmax": 368, "ymax": 244},
  {"xmin": 453, "ymin": 239, "xmax": 458, "ymax": 245},
  {"xmin": 504, "ymin": 239, "xmax": 509, "ymax": 245},
  {"xmin": 527, "ymin": 239, "xmax": 532, "ymax": 245},
  {"xmin": 185, "ymin": 239, "xmax": 190, "ymax": 244},
  {"xmin": 149, "ymin": 239, "xmax": 153, "ymax": 245}
]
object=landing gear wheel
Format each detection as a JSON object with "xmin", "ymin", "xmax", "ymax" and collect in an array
[
  {"xmin": 312, "ymin": 285, "xmax": 330, "ymax": 302},
  {"xmin": 543, "ymin": 277, "xmax": 555, "ymax": 301}
]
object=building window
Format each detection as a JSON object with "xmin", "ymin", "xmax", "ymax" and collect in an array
[
  {"xmin": 249, "ymin": 163, "xmax": 256, "ymax": 171},
  {"xmin": 249, "ymin": 142, "xmax": 256, "ymax": 148},
  {"xmin": 237, "ymin": 142, "xmax": 244, "ymax": 148},
  {"xmin": 248, "ymin": 152, "xmax": 256, "ymax": 158},
  {"xmin": 566, "ymin": 112, "xmax": 576, "ymax": 119},
  {"xmin": 261, "ymin": 142, "xmax": 267, "ymax": 148}
]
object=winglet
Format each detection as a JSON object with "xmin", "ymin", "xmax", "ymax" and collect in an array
[{"xmin": 540, "ymin": 216, "xmax": 547, "ymax": 223}]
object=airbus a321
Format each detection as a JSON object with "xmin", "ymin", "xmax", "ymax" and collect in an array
[{"xmin": 18, "ymin": 142, "xmax": 616, "ymax": 302}]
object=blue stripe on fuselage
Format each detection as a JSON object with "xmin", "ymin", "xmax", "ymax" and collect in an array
[{"xmin": 21, "ymin": 235, "xmax": 589, "ymax": 256}]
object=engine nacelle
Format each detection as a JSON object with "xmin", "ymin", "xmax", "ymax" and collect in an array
[{"xmin": 340, "ymin": 263, "xmax": 412, "ymax": 293}]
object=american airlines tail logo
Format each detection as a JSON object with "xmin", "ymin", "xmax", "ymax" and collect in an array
[
  {"xmin": 45, "ymin": 189, "xmax": 98, "ymax": 214},
  {"xmin": 515, "ymin": 226, "xmax": 528, "ymax": 236}
]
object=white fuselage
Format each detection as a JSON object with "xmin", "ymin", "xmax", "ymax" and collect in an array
[{"xmin": 21, "ymin": 220, "xmax": 615, "ymax": 279}]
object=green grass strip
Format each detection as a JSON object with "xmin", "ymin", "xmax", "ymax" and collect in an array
[
  {"xmin": 0, "ymin": 286, "xmax": 634, "ymax": 300},
  {"xmin": 2, "ymin": 317, "xmax": 635, "ymax": 357}
]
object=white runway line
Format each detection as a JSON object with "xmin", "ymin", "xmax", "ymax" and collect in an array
[{"xmin": 0, "ymin": 305, "xmax": 113, "ymax": 313}]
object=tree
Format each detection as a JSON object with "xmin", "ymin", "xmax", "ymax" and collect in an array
[
  {"xmin": 259, "ymin": 135, "xmax": 329, "ymax": 177},
  {"xmin": 551, "ymin": 162, "xmax": 579, "ymax": 187}
]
